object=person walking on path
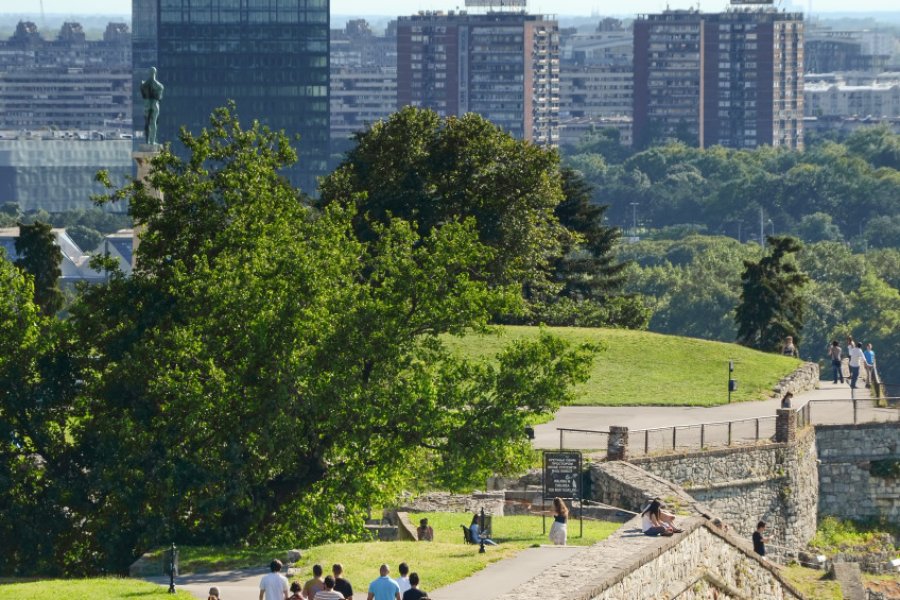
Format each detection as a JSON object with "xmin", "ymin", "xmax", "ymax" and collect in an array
[
  {"xmin": 288, "ymin": 582, "xmax": 303, "ymax": 600},
  {"xmin": 332, "ymin": 564, "xmax": 353, "ymax": 599},
  {"xmin": 548, "ymin": 497, "xmax": 569, "ymax": 546},
  {"xmin": 394, "ymin": 563, "xmax": 411, "ymax": 596},
  {"xmin": 368, "ymin": 564, "xmax": 401, "ymax": 600},
  {"xmin": 259, "ymin": 560, "xmax": 289, "ymax": 600},
  {"xmin": 863, "ymin": 343, "xmax": 876, "ymax": 388},
  {"xmin": 314, "ymin": 576, "xmax": 345, "ymax": 600},
  {"xmin": 303, "ymin": 564, "xmax": 326, "ymax": 600},
  {"xmin": 752, "ymin": 521, "xmax": 769, "ymax": 559},
  {"xmin": 402, "ymin": 573, "xmax": 429, "ymax": 600},
  {"xmin": 828, "ymin": 340, "xmax": 844, "ymax": 384},
  {"xmin": 848, "ymin": 342, "xmax": 865, "ymax": 389}
]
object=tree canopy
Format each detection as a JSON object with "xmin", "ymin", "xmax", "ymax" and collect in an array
[
  {"xmin": 0, "ymin": 106, "xmax": 596, "ymax": 575},
  {"xmin": 319, "ymin": 106, "xmax": 571, "ymax": 293},
  {"xmin": 14, "ymin": 221, "xmax": 63, "ymax": 316}
]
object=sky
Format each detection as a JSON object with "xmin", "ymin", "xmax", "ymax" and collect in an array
[{"xmin": 8, "ymin": 0, "xmax": 900, "ymax": 17}]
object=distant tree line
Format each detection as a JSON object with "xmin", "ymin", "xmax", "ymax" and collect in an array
[
  {"xmin": 618, "ymin": 234, "xmax": 900, "ymax": 384},
  {"xmin": 564, "ymin": 125, "xmax": 900, "ymax": 249}
]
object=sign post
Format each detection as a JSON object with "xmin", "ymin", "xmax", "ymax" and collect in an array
[{"xmin": 543, "ymin": 451, "xmax": 583, "ymax": 538}]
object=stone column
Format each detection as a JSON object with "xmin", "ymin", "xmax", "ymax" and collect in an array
[
  {"xmin": 775, "ymin": 408, "xmax": 796, "ymax": 443},
  {"xmin": 131, "ymin": 144, "xmax": 163, "ymax": 270},
  {"xmin": 607, "ymin": 426, "xmax": 629, "ymax": 461}
]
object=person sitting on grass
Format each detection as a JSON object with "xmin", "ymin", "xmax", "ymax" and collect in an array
[
  {"xmin": 470, "ymin": 513, "xmax": 497, "ymax": 546},
  {"xmin": 417, "ymin": 518, "xmax": 434, "ymax": 541}
]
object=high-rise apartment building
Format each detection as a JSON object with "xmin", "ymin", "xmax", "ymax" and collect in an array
[
  {"xmin": 397, "ymin": 11, "xmax": 560, "ymax": 146},
  {"xmin": 133, "ymin": 0, "xmax": 330, "ymax": 193},
  {"xmin": 633, "ymin": 8, "xmax": 804, "ymax": 150},
  {"xmin": 329, "ymin": 20, "xmax": 398, "ymax": 155},
  {"xmin": 0, "ymin": 21, "xmax": 131, "ymax": 131}
]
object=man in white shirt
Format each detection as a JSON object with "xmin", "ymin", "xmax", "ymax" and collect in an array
[
  {"xmin": 848, "ymin": 341, "xmax": 865, "ymax": 389},
  {"xmin": 394, "ymin": 562, "xmax": 411, "ymax": 595},
  {"xmin": 259, "ymin": 559, "xmax": 289, "ymax": 600}
]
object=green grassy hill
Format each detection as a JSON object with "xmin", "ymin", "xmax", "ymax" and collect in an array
[{"xmin": 447, "ymin": 326, "xmax": 802, "ymax": 407}]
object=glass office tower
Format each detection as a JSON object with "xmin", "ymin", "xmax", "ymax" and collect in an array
[{"xmin": 133, "ymin": 0, "xmax": 330, "ymax": 193}]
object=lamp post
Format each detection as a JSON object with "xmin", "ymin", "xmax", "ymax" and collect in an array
[
  {"xmin": 479, "ymin": 507, "xmax": 486, "ymax": 554},
  {"xmin": 167, "ymin": 542, "xmax": 177, "ymax": 594}
]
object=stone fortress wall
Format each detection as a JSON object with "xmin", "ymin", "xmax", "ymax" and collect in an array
[
  {"xmin": 625, "ymin": 426, "xmax": 819, "ymax": 555},
  {"xmin": 816, "ymin": 422, "xmax": 900, "ymax": 523}
]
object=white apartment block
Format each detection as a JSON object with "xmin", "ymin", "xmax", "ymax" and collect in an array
[{"xmin": 805, "ymin": 73, "xmax": 900, "ymax": 118}]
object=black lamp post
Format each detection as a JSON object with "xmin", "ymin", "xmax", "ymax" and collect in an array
[
  {"xmin": 479, "ymin": 507, "xmax": 486, "ymax": 554},
  {"xmin": 168, "ymin": 542, "xmax": 177, "ymax": 594}
]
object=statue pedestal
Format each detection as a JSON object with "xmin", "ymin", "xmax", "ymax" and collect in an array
[{"xmin": 132, "ymin": 146, "xmax": 163, "ymax": 270}]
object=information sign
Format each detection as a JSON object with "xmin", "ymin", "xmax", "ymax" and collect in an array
[{"xmin": 543, "ymin": 451, "xmax": 582, "ymax": 499}]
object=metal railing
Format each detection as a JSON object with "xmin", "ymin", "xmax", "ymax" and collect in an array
[
  {"xmin": 628, "ymin": 416, "xmax": 778, "ymax": 457},
  {"xmin": 556, "ymin": 397, "xmax": 898, "ymax": 455},
  {"xmin": 800, "ymin": 397, "xmax": 899, "ymax": 426},
  {"xmin": 557, "ymin": 427, "xmax": 609, "ymax": 451}
]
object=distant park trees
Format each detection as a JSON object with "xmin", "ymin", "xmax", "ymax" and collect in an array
[{"xmin": 562, "ymin": 125, "xmax": 900, "ymax": 247}]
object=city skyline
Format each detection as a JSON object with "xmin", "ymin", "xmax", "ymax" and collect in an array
[{"xmin": 7, "ymin": 0, "xmax": 900, "ymax": 16}]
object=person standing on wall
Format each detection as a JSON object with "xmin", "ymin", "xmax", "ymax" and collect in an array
[{"xmin": 752, "ymin": 521, "xmax": 769, "ymax": 560}]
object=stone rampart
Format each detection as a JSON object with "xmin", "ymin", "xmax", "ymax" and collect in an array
[
  {"xmin": 494, "ymin": 517, "xmax": 804, "ymax": 600},
  {"xmin": 816, "ymin": 422, "xmax": 900, "ymax": 524},
  {"xmin": 773, "ymin": 361, "xmax": 820, "ymax": 397},
  {"xmin": 619, "ymin": 427, "xmax": 819, "ymax": 556}
]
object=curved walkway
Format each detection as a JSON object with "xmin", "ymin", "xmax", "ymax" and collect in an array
[{"xmin": 532, "ymin": 380, "xmax": 874, "ymax": 449}]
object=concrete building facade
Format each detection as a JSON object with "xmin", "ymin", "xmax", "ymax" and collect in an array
[
  {"xmin": 0, "ymin": 21, "xmax": 131, "ymax": 131},
  {"xmin": 397, "ymin": 11, "xmax": 560, "ymax": 146},
  {"xmin": 805, "ymin": 73, "xmax": 900, "ymax": 118},
  {"xmin": 633, "ymin": 8, "xmax": 804, "ymax": 150}
]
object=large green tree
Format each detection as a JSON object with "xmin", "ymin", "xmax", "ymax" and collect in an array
[
  {"xmin": 0, "ymin": 251, "xmax": 78, "ymax": 575},
  {"xmin": 66, "ymin": 106, "xmax": 595, "ymax": 572},
  {"xmin": 735, "ymin": 236, "xmax": 809, "ymax": 351},
  {"xmin": 318, "ymin": 106, "xmax": 571, "ymax": 293},
  {"xmin": 14, "ymin": 221, "xmax": 63, "ymax": 316}
]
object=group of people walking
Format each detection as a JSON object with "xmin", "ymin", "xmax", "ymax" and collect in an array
[
  {"xmin": 828, "ymin": 337, "xmax": 876, "ymax": 389},
  {"xmin": 255, "ymin": 560, "xmax": 430, "ymax": 600}
]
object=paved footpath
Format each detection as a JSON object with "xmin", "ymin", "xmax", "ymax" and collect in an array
[
  {"xmin": 428, "ymin": 545, "xmax": 584, "ymax": 600},
  {"xmin": 532, "ymin": 379, "xmax": 880, "ymax": 449}
]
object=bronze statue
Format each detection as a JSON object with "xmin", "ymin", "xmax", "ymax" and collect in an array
[{"xmin": 140, "ymin": 67, "xmax": 165, "ymax": 145}]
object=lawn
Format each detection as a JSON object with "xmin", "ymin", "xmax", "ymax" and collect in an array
[
  {"xmin": 445, "ymin": 326, "xmax": 801, "ymax": 406},
  {"xmin": 0, "ymin": 578, "xmax": 195, "ymax": 600},
  {"xmin": 780, "ymin": 565, "xmax": 843, "ymax": 600},
  {"xmin": 160, "ymin": 513, "xmax": 621, "ymax": 592}
]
